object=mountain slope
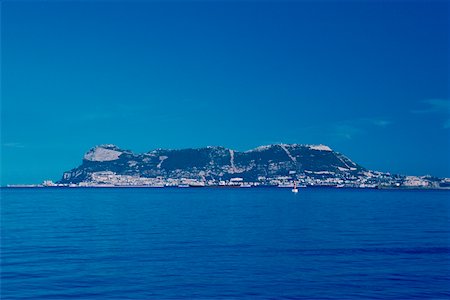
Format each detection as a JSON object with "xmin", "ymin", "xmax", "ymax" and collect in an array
[{"xmin": 59, "ymin": 144, "xmax": 364, "ymax": 184}]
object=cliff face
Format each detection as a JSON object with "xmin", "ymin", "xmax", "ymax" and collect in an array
[{"xmin": 59, "ymin": 144, "xmax": 364, "ymax": 184}]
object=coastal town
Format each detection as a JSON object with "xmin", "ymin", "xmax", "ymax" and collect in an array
[
  {"xmin": 6, "ymin": 144, "xmax": 450, "ymax": 189},
  {"xmin": 8, "ymin": 170, "xmax": 450, "ymax": 189}
]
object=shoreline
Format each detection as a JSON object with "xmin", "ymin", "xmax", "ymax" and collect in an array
[{"xmin": 2, "ymin": 185, "xmax": 450, "ymax": 190}]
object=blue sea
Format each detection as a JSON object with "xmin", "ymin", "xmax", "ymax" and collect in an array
[{"xmin": 1, "ymin": 188, "xmax": 449, "ymax": 299}]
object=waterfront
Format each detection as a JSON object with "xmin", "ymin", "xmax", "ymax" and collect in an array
[{"xmin": 1, "ymin": 188, "xmax": 449, "ymax": 299}]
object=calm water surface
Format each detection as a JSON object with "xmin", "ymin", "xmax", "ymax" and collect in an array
[{"xmin": 1, "ymin": 188, "xmax": 449, "ymax": 299}]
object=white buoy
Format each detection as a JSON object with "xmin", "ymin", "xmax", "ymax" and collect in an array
[{"xmin": 292, "ymin": 181, "xmax": 298, "ymax": 193}]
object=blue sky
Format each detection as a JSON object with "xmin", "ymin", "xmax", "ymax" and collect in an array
[{"xmin": 1, "ymin": 1, "xmax": 449, "ymax": 185}]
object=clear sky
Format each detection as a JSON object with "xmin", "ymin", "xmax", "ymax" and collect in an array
[{"xmin": 1, "ymin": 0, "xmax": 449, "ymax": 185}]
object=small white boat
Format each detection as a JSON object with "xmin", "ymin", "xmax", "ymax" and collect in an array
[{"xmin": 292, "ymin": 182, "xmax": 298, "ymax": 193}]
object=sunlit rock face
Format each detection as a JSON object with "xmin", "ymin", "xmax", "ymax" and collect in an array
[
  {"xmin": 306, "ymin": 145, "xmax": 332, "ymax": 151},
  {"xmin": 83, "ymin": 145, "xmax": 123, "ymax": 162}
]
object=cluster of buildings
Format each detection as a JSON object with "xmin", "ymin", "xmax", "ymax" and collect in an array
[{"xmin": 29, "ymin": 171, "xmax": 449, "ymax": 189}]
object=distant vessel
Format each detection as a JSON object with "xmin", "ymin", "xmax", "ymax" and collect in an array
[
  {"xmin": 292, "ymin": 182, "xmax": 298, "ymax": 193},
  {"xmin": 178, "ymin": 184, "xmax": 189, "ymax": 188}
]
